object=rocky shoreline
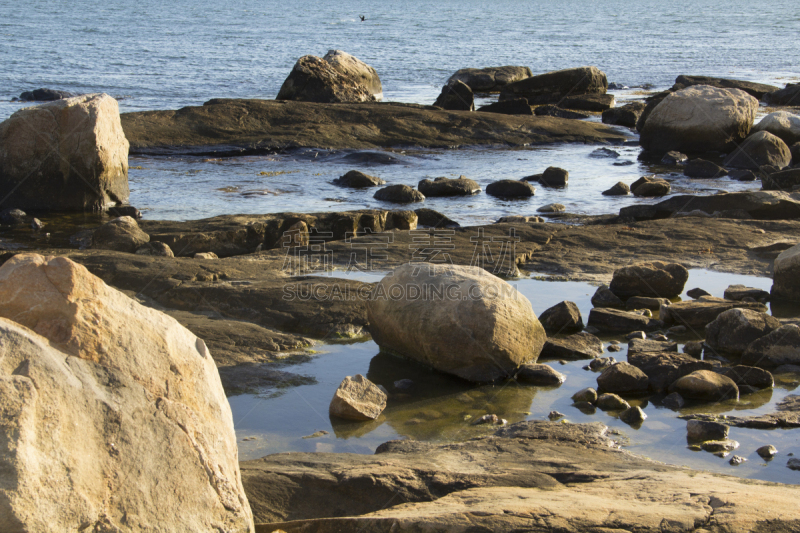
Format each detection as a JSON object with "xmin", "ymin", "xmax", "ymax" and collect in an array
[{"xmin": 2, "ymin": 62, "xmax": 800, "ymax": 531}]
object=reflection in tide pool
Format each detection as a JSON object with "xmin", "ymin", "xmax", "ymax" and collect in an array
[{"xmin": 231, "ymin": 269, "xmax": 800, "ymax": 485}]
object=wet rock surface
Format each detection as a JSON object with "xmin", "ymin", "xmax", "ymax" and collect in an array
[{"xmin": 540, "ymin": 331, "xmax": 604, "ymax": 360}]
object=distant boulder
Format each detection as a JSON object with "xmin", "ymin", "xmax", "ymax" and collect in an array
[
  {"xmin": 672, "ymin": 75, "xmax": 779, "ymax": 100},
  {"xmin": 418, "ymin": 176, "xmax": 480, "ymax": 197},
  {"xmin": 499, "ymin": 66, "xmax": 608, "ymax": 105},
  {"xmin": 333, "ymin": 170, "xmax": 386, "ymax": 188},
  {"xmin": 764, "ymin": 83, "xmax": 800, "ymax": 106},
  {"xmin": 447, "ymin": 66, "xmax": 532, "ymax": 93},
  {"xmin": 18, "ymin": 88, "xmax": 78, "ymax": 101},
  {"xmin": 277, "ymin": 55, "xmax": 376, "ymax": 103},
  {"xmin": 433, "ymin": 80, "xmax": 474, "ymax": 111},
  {"xmin": 752, "ymin": 111, "xmax": 800, "ymax": 146},
  {"xmin": 323, "ymin": 50, "xmax": 383, "ymax": 98},
  {"xmin": 374, "ymin": 184, "xmax": 425, "ymax": 203}
]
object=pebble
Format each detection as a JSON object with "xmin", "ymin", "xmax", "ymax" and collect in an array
[
  {"xmin": 620, "ymin": 406, "xmax": 647, "ymax": 425},
  {"xmin": 548, "ymin": 410, "xmax": 565, "ymax": 420},
  {"xmin": 31, "ymin": 218, "xmax": 44, "ymax": 230},
  {"xmin": 241, "ymin": 436, "xmax": 258, "ymax": 442},
  {"xmin": 651, "ymin": 334, "xmax": 669, "ymax": 342},
  {"xmin": 607, "ymin": 344, "xmax": 622, "ymax": 352},
  {"xmin": 472, "ymin": 414, "xmax": 506, "ymax": 426},
  {"xmin": 757, "ymin": 445, "xmax": 778, "ymax": 459},
  {"xmin": 572, "ymin": 387, "xmax": 598, "ymax": 404},
  {"xmin": 596, "ymin": 393, "xmax": 630, "ymax": 411},
  {"xmin": 788, "ymin": 458, "xmax": 800, "ymax": 471},
  {"xmin": 729, "ymin": 455, "xmax": 747, "ymax": 466}
]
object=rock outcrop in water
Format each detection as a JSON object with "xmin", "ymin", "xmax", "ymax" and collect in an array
[
  {"xmin": 446, "ymin": 66, "xmax": 532, "ymax": 93},
  {"xmin": 0, "ymin": 254, "xmax": 253, "ymax": 532},
  {"xmin": 498, "ymin": 66, "xmax": 608, "ymax": 105},
  {"xmin": 366, "ymin": 263, "xmax": 546, "ymax": 382},
  {"xmin": 0, "ymin": 93, "xmax": 130, "ymax": 212},
  {"xmin": 322, "ymin": 49, "xmax": 383, "ymax": 99},
  {"xmin": 639, "ymin": 85, "xmax": 757, "ymax": 156},
  {"xmin": 671, "ymin": 75, "xmax": 779, "ymax": 100},
  {"xmin": 432, "ymin": 80, "xmax": 474, "ymax": 111},
  {"xmin": 276, "ymin": 55, "xmax": 376, "ymax": 103},
  {"xmin": 723, "ymin": 130, "xmax": 791, "ymax": 170}
]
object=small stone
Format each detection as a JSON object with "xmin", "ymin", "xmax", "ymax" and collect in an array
[
  {"xmin": 787, "ymin": 458, "xmax": 800, "ymax": 471},
  {"xmin": 472, "ymin": 414, "xmax": 505, "ymax": 426},
  {"xmin": 729, "ymin": 455, "xmax": 747, "ymax": 466},
  {"xmin": 607, "ymin": 344, "xmax": 622, "ymax": 353},
  {"xmin": 687, "ymin": 420, "xmax": 729, "ymax": 442},
  {"xmin": 662, "ymin": 392, "xmax": 685, "ymax": 409},
  {"xmin": 548, "ymin": 411, "xmax": 565, "ymax": 421},
  {"xmin": 684, "ymin": 341, "xmax": 704, "ymax": 357},
  {"xmin": 515, "ymin": 364, "xmax": 566, "ymax": 386},
  {"xmin": 194, "ymin": 252, "xmax": 218, "ymax": 260},
  {"xmin": 701, "ymin": 440, "xmax": 739, "ymax": 453},
  {"xmin": 602, "ymin": 181, "xmax": 631, "ymax": 196},
  {"xmin": 620, "ymin": 406, "xmax": 647, "ymax": 426},
  {"xmin": 596, "ymin": 393, "xmax": 631, "ymax": 411},
  {"xmin": 30, "ymin": 218, "xmax": 44, "ymax": 230},
  {"xmin": 537, "ymin": 203, "xmax": 566, "ymax": 213},
  {"xmin": 757, "ymin": 445, "xmax": 778, "ymax": 459},
  {"xmin": 302, "ymin": 430, "xmax": 329, "ymax": 439},
  {"xmin": 687, "ymin": 288, "xmax": 712, "ymax": 299},
  {"xmin": 651, "ymin": 334, "xmax": 669, "ymax": 341},
  {"xmin": 626, "ymin": 331, "xmax": 646, "ymax": 340},
  {"xmin": 329, "ymin": 374, "xmax": 387, "ymax": 421},
  {"xmin": 591, "ymin": 285, "xmax": 625, "ymax": 308},
  {"xmin": 571, "ymin": 387, "xmax": 598, "ymax": 404},
  {"xmin": 540, "ymin": 166, "xmax": 569, "ymax": 187},
  {"xmin": 590, "ymin": 357, "xmax": 616, "ymax": 370},
  {"xmin": 661, "ymin": 151, "xmax": 688, "ymax": 165},
  {"xmin": 573, "ymin": 401, "xmax": 596, "ymax": 414},
  {"xmin": 669, "ymin": 370, "xmax": 739, "ymax": 402}
]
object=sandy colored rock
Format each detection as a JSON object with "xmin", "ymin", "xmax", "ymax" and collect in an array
[
  {"xmin": 741, "ymin": 325, "xmax": 800, "ymax": 367},
  {"xmin": 704, "ymin": 307, "xmax": 780, "ymax": 356},
  {"xmin": 322, "ymin": 50, "xmax": 382, "ymax": 98},
  {"xmin": 640, "ymin": 85, "xmax": 758, "ymax": 156},
  {"xmin": 0, "ymin": 254, "xmax": 253, "ymax": 532},
  {"xmin": 596, "ymin": 361, "xmax": 649, "ymax": 394},
  {"xmin": 499, "ymin": 66, "xmax": 608, "ymax": 105},
  {"xmin": 753, "ymin": 111, "xmax": 800, "ymax": 145},
  {"xmin": 276, "ymin": 55, "xmax": 375, "ymax": 104},
  {"xmin": 772, "ymin": 243, "xmax": 800, "ymax": 302},
  {"xmin": 366, "ymin": 263, "xmax": 546, "ymax": 382},
  {"xmin": 539, "ymin": 332, "xmax": 603, "ymax": 360},
  {"xmin": 669, "ymin": 369, "xmax": 739, "ymax": 401},
  {"xmin": 538, "ymin": 300, "xmax": 583, "ymax": 333},
  {"xmin": 723, "ymin": 130, "xmax": 791, "ymax": 170},
  {"xmin": 418, "ymin": 176, "xmax": 480, "ymax": 197},
  {"xmin": 609, "ymin": 261, "xmax": 689, "ymax": 299},
  {"xmin": 0, "ymin": 93, "xmax": 129, "ymax": 212},
  {"xmin": 447, "ymin": 66, "xmax": 532, "ymax": 93},
  {"xmin": 329, "ymin": 374, "xmax": 387, "ymax": 421},
  {"xmin": 333, "ymin": 170, "xmax": 385, "ymax": 188}
]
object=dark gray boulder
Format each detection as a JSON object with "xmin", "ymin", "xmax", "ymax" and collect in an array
[
  {"xmin": 538, "ymin": 301, "xmax": 584, "ymax": 333},
  {"xmin": 418, "ymin": 176, "xmax": 480, "ymax": 197},
  {"xmin": 447, "ymin": 66, "xmax": 533, "ymax": 93},
  {"xmin": 433, "ymin": 81, "xmax": 474, "ymax": 111},
  {"xmin": 704, "ymin": 308, "xmax": 781, "ymax": 356},
  {"xmin": 609, "ymin": 261, "xmax": 689, "ymax": 299},
  {"xmin": 334, "ymin": 170, "xmax": 386, "ymax": 188},
  {"xmin": 477, "ymin": 98, "xmax": 533, "ymax": 115},
  {"xmin": 486, "ymin": 180, "xmax": 535, "ymax": 198},
  {"xmin": 723, "ymin": 131, "xmax": 791, "ymax": 170},
  {"xmin": 602, "ymin": 102, "xmax": 646, "ymax": 129},
  {"xmin": 601, "ymin": 182, "xmax": 630, "ymax": 196},
  {"xmin": 596, "ymin": 362, "xmax": 649, "ymax": 394},
  {"xmin": 374, "ymin": 184, "xmax": 425, "ymax": 203},
  {"xmin": 540, "ymin": 167, "xmax": 568, "ymax": 187},
  {"xmin": 684, "ymin": 159, "xmax": 728, "ymax": 178},
  {"xmin": 414, "ymin": 208, "xmax": 460, "ymax": 228},
  {"xmin": 499, "ymin": 66, "xmax": 608, "ymax": 105},
  {"xmin": 539, "ymin": 332, "xmax": 604, "ymax": 360}
]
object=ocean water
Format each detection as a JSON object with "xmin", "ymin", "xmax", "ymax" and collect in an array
[{"xmin": 1, "ymin": 0, "xmax": 799, "ymax": 119}]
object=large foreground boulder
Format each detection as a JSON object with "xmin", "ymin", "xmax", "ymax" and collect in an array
[
  {"xmin": 0, "ymin": 93, "xmax": 130, "ymax": 212},
  {"xmin": 0, "ymin": 254, "xmax": 253, "ymax": 532},
  {"xmin": 322, "ymin": 50, "xmax": 382, "ymax": 98},
  {"xmin": 772, "ymin": 243, "xmax": 800, "ymax": 302},
  {"xmin": 447, "ymin": 66, "xmax": 532, "ymax": 93},
  {"xmin": 639, "ymin": 85, "xmax": 758, "ymax": 156},
  {"xmin": 276, "ymin": 55, "xmax": 376, "ymax": 103},
  {"xmin": 498, "ymin": 66, "xmax": 608, "ymax": 105},
  {"xmin": 366, "ymin": 264, "xmax": 546, "ymax": 381},
  {"xmin": 723, "ymin": 131, "xmax": 791, "ymax": 170},
  {"xmin": 752, "ymin": 111, "xmax": 800, "ymax": 146},
  {"xmin": 609, "ymin": 261, "xmax": 688, "ymax": 299}
]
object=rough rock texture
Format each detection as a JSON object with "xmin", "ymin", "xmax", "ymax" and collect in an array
[
  {"xmin": 596, "ymin": 393, "xmax": 630, "ymax": 410},
  {"xmin": 704, "ymin": 307, "xmax": 781, "ymax": 356},
  {"xmin": 418, "ymin": 176, "xmax": 480, "ymax": 197},
  {"xmin": 485, "ymin": 179, "xmax": 536, "ymax": 197},
  {"xmin": 596, "ymin": 362, "xmax": 649, "ymax": 394},
  {"xmin": 627, "ymin": 338, "xmax": 677, "ymax": 355},
  {"xmin": 18, "ymin": 88, "xmax": 78, "ymax": 101},
  {"xmin": 374, "ymin": 184, "xmax": 425, "ymax": 203},
  {"xmin": 609, "ymin": 261, "xmax": 689, "ymax": 299},
  {"xmin": 560, "ymin": 93, "xmax": 615, "ymax": 112},
  {"xmin": 601, "ymin": 181, "xmax": 630, "ymax": 196},
  {"xmin": 0, "ymin": 93, "xmax": 129, "ymax": 211},
  {"xmin": 91, "ymin": 216, "xmax": 150, "ymax": 253},
  {"xmin": 764, "ymin": 83, "xmax": 800, "ymax": 106},
  {"xmin": 639, "ymin": 85, "xmax": 758, "ymax": 156},
  {"xmin": 322, "ymin": 50, "xmax": 383, "ymax": 98},
  {"xmin": 587, "ymin": 308, "xmax": 654, "ymax": 333},
  {"xmin": 684, "ymin": 158, "xmax": 728, "ymax": 178},
  {"xmin": 414, "ymin": 208, "xmax": 460, "ymax": 228},
  {"xmin": 686, "ymin": 419, "xmax": 729, "ymax": 442},
  {"xmin": 761, "ymin": 168, "xmax": 800, "ymax": 191},
  {"xmin": 669, "ymin": 370, "xmax": 739, "ymax": 401},
  {"xmin": 333, "ymin": 170, "xmax": 386, "ymax": 187},
  {"xmin": 0, "ymin": 254, "xmax": 253, "ymax": 532},
  {"xmin": 276, "ymin": 55, "xmax": 376, "ymax": 103},
  {"xmin": 772, "ymin": 243, "xmax": 800, "ymax": 302},
  {"xmin": 723, "ymin": 130, "xmax": 791, "ymax": 170},
  {"xmin": 602, "ymin": 101, "xmax": 646, "ymax": 128},
  {"xmin": 724, "ymin": 284, "xmax": 770, "ymax": 301},
  {"xmin": 121, "ymin": 99, "xmax": 628, "ymax": 154},
  {"xmin": 514, "ymin": 363, "xmax": 566, "ymax": 386},
  {"xmin": 752, "ymin": 111, "xmax": 800, "ymax": 145},
  {"xmin": 539, "ymin": 332, "xmax": 603, "ymax": 360},
  {"xmin": 538, "ymin": 300, "xmax": 584, "ymax": 333},
  {"xmin": 630, "ymin": 175, "xmax": 671, "ymax": 197},
  {"xmin": 660, "ymin": 297, "xmax": 768, "ymax": 328},
  {"xmin": 446, "ymin": 66, "xmax": 532, "ymax": 93},
  {"xmin": 366, "ymin": 264, "xmax": 545, "ymax": 382},
  {"xmin": 681, "ymin": 394, "xmax": 800, "ymax": 429},
  {"xmin": 540, "ymin": 166, "xmax": 569, "ymax": 187},
  {"xmin": 716, "ymin": 365, "xmax": 774, "ymax": 390},
  {"xmin": 741, "ymin": 325, "xmax": 800, "ymax": 367},
  {"xmin": 135, "ymin": 241, "xmax": 174, "ymax": 257},
  {"xmin": 619, "ymin": 190, "xmax": 800, "ymax": 221},
  {"xmin": 433, "ymin": 80, "xmax": 474, "ymax": 111},
  {"xmin": 626, "ymin": 295, "xmax": 670, "ymax": 311},
  {"xmin": 499, "ymin": 66, "xmax": 608, "ymax": 105},
  {"xmin": 627, "ymin": 351, "xmax": 713, "ymax": 392},
  {"xmin": 534, "ymin": 105, "xmax": 590, "ymax": 119},
  {"xmin": 329, "ymin": 374, "xmax": 387, "ymax": 421},
  {"xmin": 241, "ymin": 420, "xmax": 800, "ymax": 531},
  {"xmin": 672, "ymin": 75, "xmax": 779, "ymax": 99}
]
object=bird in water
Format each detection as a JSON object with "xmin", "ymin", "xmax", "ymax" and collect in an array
[{"xmin": 359, "ymin": 15, "xmax": 365, "ymax": 21}]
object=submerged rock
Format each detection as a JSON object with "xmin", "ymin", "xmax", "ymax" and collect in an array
[
  {"xmin": 477, "ymin": 98, "xmax": 533, "ymax": 115},
  {"xmin": 639, "ymin": 85, "xmax": 758, "ymax": 156},
  {"xmin": 596, "ymin": 393, "xmax": 630, "ymax": 410},
  {"xmin": 684, "ymin": 158, "xmax": 728, "ymax": 178},
  {"xmin": 0, "ymin": 254, "xmax": 254, "ymax": 531},
  {"xmin": 630, "ymin": 175, "xmax": 671, "ymax": 197},
  {"xmin": 515, "ymin": 364, "xmax": 566, "ymax": 386},
  {"xmin": 418, "ymin": 176, "xmax": 480, "ymax": 197},
  {"xmin": 540, "ymin": 166, "xmax": 569, "ymax": 187},
  {"xmin": 366, "ymin": 264, "xmax": 546, "ymax": 382},
  {"xmin": 601, "ymin": 181, "xmax": 631, "ymax": 196},
  {"xmin": 18, "ymin": 87, "xmax": 78, "ymax": 101},
  {"xmin": 686, "ymin": 419, "xmax": 729, "ymax": 442},
  {"xmin": 572, "ymin": 387, "xmax": 598, "ymax": 404},
  {"xmin": 0, "ymin": 93, "xmax": 130, "ymax": 212},
  {"xmin": 333, "ymin": 170, "xmax": 386, "ymax": 187},
  {"xmin": 486, "ymin": 179, "xmax": 536, "ymax": 198},
  {"xmin": 620, "ymin": 406, "xmax": 647, "ymax": 426},
  {"xmin": 329, "ymin": 374, "xmax": 387, "ymax": 421},
  {"xmin": 716, "ymin": 365, "xmax": 774, "ymax": 390}
]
